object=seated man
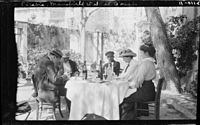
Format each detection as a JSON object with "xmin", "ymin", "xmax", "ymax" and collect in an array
[
  {"xmin": 102, "ymin": 51, "xmax": 120, "ymax": 76},
  {"xmin": 31, "ymin": 49, "xmax": 68, "ymax": 99},
  {"xmin": 60, "ymin": 50, "xmax": 79, "ymax": 111},
  {"xmin": 62, "ymin": 51, "xmax": 79, "ymax": 77}
]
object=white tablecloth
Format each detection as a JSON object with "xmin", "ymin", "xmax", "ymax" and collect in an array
[{"xmin": 65, "ymin": 78, "xmax": 129, "ymax": 120}]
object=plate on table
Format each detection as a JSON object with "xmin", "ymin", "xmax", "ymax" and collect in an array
[{"xmin": 99, "ymin": 80, "xmax": 110, "ymax": 84}]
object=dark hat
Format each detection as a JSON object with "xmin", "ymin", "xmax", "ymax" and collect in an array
[
  {"xmin": 105, "ymin": 51, "xmax": 114, "ymax": 56},
  {"xmin": 50, "ymin": 49, "xmax": 63, "ymax": 58}
]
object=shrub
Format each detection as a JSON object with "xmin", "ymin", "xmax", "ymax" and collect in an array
[{"xmin": 165, "ymin": 15, "xmax": 199, "ymax": 96}]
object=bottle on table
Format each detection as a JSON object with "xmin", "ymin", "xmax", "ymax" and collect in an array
[
  {"xmin": 103, "ymin": 66, "xmax": 108, "ymax": 80},
  {"xmin": 107, "ymin": 62, "xmax": 115, "ymax": 80},
  {"xmin": 98, "ymin": 60, "xmax": 103, "ymax": 80},
  {"xmin": 82, "ymin": 61, "xmax": 88, "ymax": 80}
]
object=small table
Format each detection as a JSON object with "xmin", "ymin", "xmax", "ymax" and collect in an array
[{"xmin": 65, "ymin": 77, "xmax": 129, "ymax": 120}]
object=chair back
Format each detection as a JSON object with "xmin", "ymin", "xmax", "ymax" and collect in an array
[
  {"xmin": 155, "ymin": 78, "xmax": 165, "ymax": 103},
  {"xmin": 155, "ymin": 77, "xmax": 164, "ymax": 119}
]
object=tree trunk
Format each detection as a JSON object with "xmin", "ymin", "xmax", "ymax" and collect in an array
[{"xmin": 145, "ymin": 7, "xmax": 182, "ymax": 94}]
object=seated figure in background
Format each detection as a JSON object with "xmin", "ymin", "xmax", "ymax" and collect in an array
[
  {"xmin": 90, "ymin": 62, "xmax": 97, "ymax": 72},
  {"xmin": 61, "ymin": 50, "xmax": 79, "ymax": 111},
  {"xmin": 102, "ymin": 51, "xmax": 120, "ymax": 77},
  {"xmin": 62, "ymin": 50, "xmax": 79, "ymax": 77},
  {"xmin": 119, "ymin": 44, "xmax": 157, "ymax": 120}
]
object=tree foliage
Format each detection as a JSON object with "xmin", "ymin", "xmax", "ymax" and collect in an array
[
  {"xmin": 165, "ymin": 15, "xmax": 199, "ymax": 97},
  {"xmin": 26, "ymin": 23, "xmax": 82, "ymax": 77},
  {"xmin": 27, "ymin": 23, "xmax": 63, "ymax": 49},
  {"xmin": 166, "ymin": 15, "xmax": 199, "ymax": 77},
  {"xmin": 104, "ymin": 29, "xmax": 136, "ymax": 56}
]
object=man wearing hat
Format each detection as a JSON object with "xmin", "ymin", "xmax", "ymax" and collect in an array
[
  {"xmin": 62, "ymin": 50, "xmax": 79, "ymax": 77},
  {"xmin": 102, "ymin": 51, "xmax": 120, "ymax": 76},
  {"xmin": 31, "ymin": 49, "xmax": 67, "ymax": 98}
]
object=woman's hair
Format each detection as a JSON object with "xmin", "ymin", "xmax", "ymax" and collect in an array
[{"xmin": 139, "ymin": 44, "xmax": 156, "ymax": 57}]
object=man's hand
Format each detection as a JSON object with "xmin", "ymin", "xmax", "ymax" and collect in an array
[{"xmin": 61, "ymin": 74, "xmax": 69, "ymax": 81}]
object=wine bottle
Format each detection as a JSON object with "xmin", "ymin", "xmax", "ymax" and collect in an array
[
  {"xmin": 82, "ymin": 61, "xmax": 88, "ymax": 80},
  {"xmin": 103, "ymin": 66, "xmax": 108, "ymax": 80},
  {"xmin": 99, "ymin": 60, "xmax": 103, "ymax": 80}
]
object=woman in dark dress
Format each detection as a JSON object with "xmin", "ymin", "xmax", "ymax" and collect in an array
[{"xmin": 120, "ymin": 44, "xmax": 157, "ymax": 120}]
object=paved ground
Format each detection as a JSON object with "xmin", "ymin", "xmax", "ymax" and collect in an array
[
  {"xmin": 16, "ymin": 79, "xmax": 70, "ymax": 120},
  {"xmin": 15, "ymin": 79, "xmax": 197, "ymax": 121}
]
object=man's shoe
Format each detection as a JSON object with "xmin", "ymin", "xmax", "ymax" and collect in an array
[{"xmin": 32, "ymin": 92, "xmax": 38, "ymax": 97}]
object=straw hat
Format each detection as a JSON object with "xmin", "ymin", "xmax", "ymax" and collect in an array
[
  {"xmin": 119, "ymin": 49, "xmax": 137, "ymax": 57},
  {"xmin": 50, "ymin": 49, "xmax": 63, "ymax": 58}
]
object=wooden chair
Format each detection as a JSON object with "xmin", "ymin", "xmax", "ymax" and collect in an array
[
  {"xmin": 58, "ymin": 87, "xmax": 70, "ymax": 113},
  {"xmin": 36, "ymin": 87, "xmax": 70, "ymax": 120},
  {"xmin": 16, "ymin": 110, "xmax": 31, "ymax": 120},
  {"xmin": 134, "ymin": 78, "xmax": 165, "ymax": 120},
  {"xmin": 36, "ymin": 90, "xmax": 63, "ymax": 120},
  {"xmin": 16, "ymin": 101, "xmax": 32, "ymax": 120}
]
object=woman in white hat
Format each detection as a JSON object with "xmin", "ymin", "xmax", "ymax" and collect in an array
[
  {"xmin": 117, "ymin": 49, "xmax": 138, "ymax": 80},
  {"xmin": 119, "ymin": 44, "xmax": 157, "ymax": 120}
]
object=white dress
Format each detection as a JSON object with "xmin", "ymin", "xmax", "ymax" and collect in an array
[
  {"xmin": 113, "ymin": 59, "xmax": 139, "ymax": 98},
  {"xmin": 125, "ymin": 57, "xmax": 156, "ymax": 97}
]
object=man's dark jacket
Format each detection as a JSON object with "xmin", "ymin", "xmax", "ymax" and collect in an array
[
  {"xmin": 64, "ymin": 59, "xmax": 79, "ymax": 77},
  {"xmin": 102, "ymin": 60, "xmax": 120, "ymax": 76}
]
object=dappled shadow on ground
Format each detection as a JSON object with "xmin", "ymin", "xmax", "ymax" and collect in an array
[{"xmin": 160, "ymin": 91, "xmax": 196, "ymax": 120}]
